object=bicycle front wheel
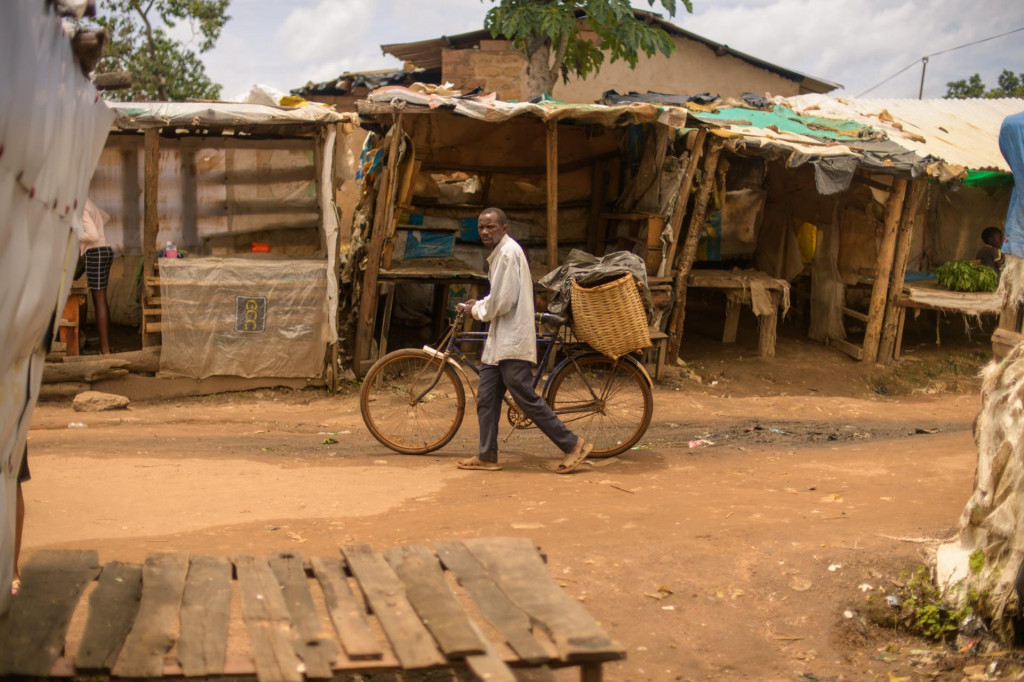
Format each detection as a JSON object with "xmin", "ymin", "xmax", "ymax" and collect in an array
[
  {"xmin": 546, "ymin": 353, "xmax": 653, "ymax": 458},
  {"xmin": 360, "ymin": 349, "xmax": 466, "ymax": 454}
]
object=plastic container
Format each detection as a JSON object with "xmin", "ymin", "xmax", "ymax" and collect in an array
[{"xmin": 163, "ymin": 241, "xmax": 178, "ymax": 259}]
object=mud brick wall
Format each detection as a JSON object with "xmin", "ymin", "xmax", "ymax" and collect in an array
[{"xmin": 442, "ymin": 41, "xmax": 527, "ymax": 101}]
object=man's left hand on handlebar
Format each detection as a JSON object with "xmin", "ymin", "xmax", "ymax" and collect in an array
[{"xmin": 457, "ymin": 299, "xmax": 478, "ymax": 314}]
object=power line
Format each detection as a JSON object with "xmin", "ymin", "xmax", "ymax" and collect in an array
[{"xmin": 856, "ymin": 25, "xmax": 1024, "ymax": 98}]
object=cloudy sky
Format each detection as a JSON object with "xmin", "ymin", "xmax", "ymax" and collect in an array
[{"xmin": 194, "ymin": 0, "xmax": 1024, "ymax": 100}]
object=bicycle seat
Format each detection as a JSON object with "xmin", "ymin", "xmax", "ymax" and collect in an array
[{"xmin": 537, "ymin": 312, "xmax": 567, "ymax": 328}]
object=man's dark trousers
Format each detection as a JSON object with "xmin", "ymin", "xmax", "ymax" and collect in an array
[{"xmin": 477, "ymin": 360, "xmax": 578, "ymax": 462}]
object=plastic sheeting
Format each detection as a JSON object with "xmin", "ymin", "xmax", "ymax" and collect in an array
[
  {"xmin": 0, "ymin": 1, "xmax": 113, "ymax": 615},
  {"xmin": 159, "ymin": 258, "xmax": 329, "ymax": 379},
  {"xmin": 109, "ymin": 101, "xmax": 351, "ymax": 130},
  {"xmin": 538, "ymin": 250, "xmax": 652, "ymax": 316},
  {"xmin": 1000, "ymin": 112, "xmax": 1024, "ymax": 261}
]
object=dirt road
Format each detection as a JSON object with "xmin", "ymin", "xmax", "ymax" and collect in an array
[{"xmin": 21, "ymin": 336, "xmax": 986, "ymax": 681}]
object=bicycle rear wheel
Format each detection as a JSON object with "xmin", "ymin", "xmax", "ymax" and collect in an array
[
  {"xmin": 546, "ymin": 353, "xmax": 653, "ymax": 458},
  {"xmin": 360, "ymin": 349, "xmax": 465, "ymax": 454}
]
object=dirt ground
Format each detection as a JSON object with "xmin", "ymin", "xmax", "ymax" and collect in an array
[{"xmin": 22, "ymin": 318, "xmax": 1002, "ymax": 681}]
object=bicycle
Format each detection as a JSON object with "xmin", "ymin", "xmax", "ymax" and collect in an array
[{"xmin": 359, "ymin": 307, "xmax": 654, "ymax": 458}]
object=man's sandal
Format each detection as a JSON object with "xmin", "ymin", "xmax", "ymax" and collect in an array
[
  {"xmin": 457, "ymin": 457, "xmax": 502, "ymax": 471},
  {"xmin": 556, "ymin": 439, "xmax": 593, "ymax": 474}
]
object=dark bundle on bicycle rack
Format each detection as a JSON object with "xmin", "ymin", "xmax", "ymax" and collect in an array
[{"xmin": 569, "ymin": 274, "xmax": 651, "ymax": 360}]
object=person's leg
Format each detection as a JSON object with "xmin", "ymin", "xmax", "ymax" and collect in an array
[
  {"xmin": 500, "ymin": 360, "xmax": 580, "ymax": 453},
  {"xmin": 14, "ymin": 482, "xmax": 24, "ymax": 583},
  {"xmin": 92, "ymin": 288, "xmax": 110, "ymax": 355},
  {"xmin": 475, "ymin": 363, "xmax": 505, "ymax": 462}
]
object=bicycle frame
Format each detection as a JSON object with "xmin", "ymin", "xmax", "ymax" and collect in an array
[{"xmin": 418, "ymin": 309, "xmax": 650, "ymax": 413}]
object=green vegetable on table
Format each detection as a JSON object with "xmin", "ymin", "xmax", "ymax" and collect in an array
[{"xmin": 935, "ymin": 260, "xmax": 998, "ymax": 293}]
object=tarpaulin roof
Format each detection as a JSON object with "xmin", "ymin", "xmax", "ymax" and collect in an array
[
  {"xmin": 110, "ymin": 101, "xmax": 354, "ymax": 131},
  {"xmin": 360, "ymin": 86, "xmax": 687, "ymax": 127},
  {"xmin": 784, "ymin": 95, "xmax": 1024, "ymax": 173}
]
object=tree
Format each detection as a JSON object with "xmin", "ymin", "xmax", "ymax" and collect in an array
[
  {"xmin": 945, "ymin": 69, "xmax": 1024, "ymax": 99},
  {"xmin": 88, "ymin": 0, "xmax": 229, "ymax": 102},
  {"xmin": 483, "ymin": 0, "xmax": 692, "ymax": 100}
]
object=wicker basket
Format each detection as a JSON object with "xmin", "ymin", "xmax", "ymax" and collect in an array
[{"xmin": 570, "ymin": 275, "xmax": 651, "ymax": 359}]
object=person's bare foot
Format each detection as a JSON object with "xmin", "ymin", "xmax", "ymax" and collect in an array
[{"xmin": 456, "ymin": 456, "xmax": 502, "ymax": 471}]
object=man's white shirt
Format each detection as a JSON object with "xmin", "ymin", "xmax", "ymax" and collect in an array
[{"xmin": 470, "ymin": 234, "xmax": 537, "ymax": 365}]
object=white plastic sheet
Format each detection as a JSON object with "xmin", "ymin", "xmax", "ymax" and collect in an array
[{"xmin": 0, "ymin": 2, "xmax": 113, "ymax": 614}]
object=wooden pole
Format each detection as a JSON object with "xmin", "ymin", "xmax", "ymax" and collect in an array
[
  {"xmin": 861, "ymin": 177, "xmax": 908, "ymax": 362},
  {"xmin": 546, "ymin": 120, "xmax": 559, "ymax": 271},
  {"xmin": 381, "ymin": 111, "xmax": 405, "ymax": 269},
  {"xmin": 660, "ymin": 128, "xmax": 707, "ymax": 276},
  {"xmin": 666, "ymin": 136, "xmax": 724, "ymax": 362},
  {"xmin": 352, "ymin": 117, "xmax": 405, "ymax": 374},
  {"xmin": 142, "ymin": 128, "xmax": 160, "ymax": 348},
  {"xmin": 878, "ymin": 178, "xmax": 925, "ymax": 364}
]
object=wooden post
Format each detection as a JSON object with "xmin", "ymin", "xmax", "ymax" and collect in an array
[
  {"xmin": 381, "ymin": 111, "xmax": 405, "ymax": 269},
  {"xmin": 660, "ymin": 128, "xmax": 707, "ymax": 276},
  {"xmin": 666, "ymin": 136, "xmax": 724, "ymax": 363},
  {"xmin": 353, "ymin": 117, "xmax": 405, "ymax": 374},
  {"xmin": 587, "ymin": 161, "xmax": 605, "ymax": 255},
  {"xmin": 546, "ymin": 120, "xmax": 559, "ymax": 271},
  {"xmin": 878, "ymin": 178, "xmax": 924, "ymax": 364},
  {"xmin": 141, "ymin": 128, "xmax": 160, "ymax": 348},
  {"xmin": 861, "ymin": 177, "xmax": 908, "ymax": 362}
]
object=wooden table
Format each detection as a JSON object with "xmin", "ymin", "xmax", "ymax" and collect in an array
[
  {"xmin": 893, "ymin": 281, "xmax": 1001, "ymax": 359},
  {"xmin": 0, "ymin": 538, "xmax": 623, "ymax": 682},
  {"xmin": 686, "ymin": 270, "xmax": 789, "ymax": 358}
]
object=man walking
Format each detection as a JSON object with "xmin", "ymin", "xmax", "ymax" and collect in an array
[{"xmin": 457, "ymin": 208, "xmax": 592, "ymax": 473}]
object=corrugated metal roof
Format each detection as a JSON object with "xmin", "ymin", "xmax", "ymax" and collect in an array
[
  {"xmin": 785, "ymin": 95, "xmax": 1024, "ymax": 172},
  {"xmin": 381, "ymin": 10, "xmax": 840, "ymax": 94}
]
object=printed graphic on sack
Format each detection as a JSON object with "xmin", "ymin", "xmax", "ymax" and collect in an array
[{"xmin": 235, "ymin": 296, "xmax": 267, "ymax": 333}]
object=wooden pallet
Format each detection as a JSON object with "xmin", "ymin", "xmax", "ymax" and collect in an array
[{"xmin": 0, "ymin": 539, "xmax": 623, "ymax": 682}]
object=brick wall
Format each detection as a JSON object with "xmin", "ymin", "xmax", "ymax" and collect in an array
[{"xmin": 442, "ymin": 40, "xmax": 527, "ymax": 101}]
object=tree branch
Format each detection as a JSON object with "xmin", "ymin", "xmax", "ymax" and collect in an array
[
  {"xmin": 133, "ymin": 0, "xmax": 168, "ymax": 100},
  {"xmin": 549, "ymin": 33, "xmax": 569, "ymax": 84}
]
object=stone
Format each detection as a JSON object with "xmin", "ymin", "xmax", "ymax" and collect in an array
[{"xmin": 73, "ymin": 390, "xmax": 130, "ymax": 412}]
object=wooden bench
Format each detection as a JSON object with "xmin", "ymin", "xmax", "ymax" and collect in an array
[
  {"xmin": 0, "ymin": 538, "xmax": 623, "ymax": 682},
  {"xmin": 687, "ymin": 269, "xmax": 788, "ymax": 359}
]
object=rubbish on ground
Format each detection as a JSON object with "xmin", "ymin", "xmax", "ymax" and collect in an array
[
  {"xmin": 914, "ymin": 427, "xmax": 939, "ymax": 434},
  {"xmin": 68, "ymin": 422, "xmax": 87, "ymax": 428},
  {"xmin": 688, "ymin": 439, "xmax": 714, "ymax": 448}
]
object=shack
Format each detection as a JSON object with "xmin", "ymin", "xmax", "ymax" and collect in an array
[
  {"xmin": 347, "ymin": 86, "xmax": 690, "ymax": 376},
  {"xmin": 671, "ymin": 94, "xmax": 1024, "ymax": 363},
  {"xmin": 81, "ymin": 101, "xmax": 358, "ymax": 391}
]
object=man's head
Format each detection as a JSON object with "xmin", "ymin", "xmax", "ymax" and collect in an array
[
  {"xmin": 478, "ymin": 208, "xmax": 509, "ymax": 251},
  {"xmin": 982, "ymin": 226, "xmax": 1004, "ymax": 249}
]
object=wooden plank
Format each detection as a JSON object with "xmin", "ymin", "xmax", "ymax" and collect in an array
[
  {"xmin": 383, "ymin": 545, "xmax": 486, "ymax": 658},
  {"xmin": 842, "ymin": 307, "xmax": 869, "ymax": 323},
  {"xmin": 830, "ymin": 336, "xmax": 865, "ymax": 361},
  {"xmin": 353, "ymin": 165, "xmax": 393, "ymax": 375},
  {"xmin": 113, "ymin": 552, "xmax": 190, "ymax": 678},
  {"xmin": 546, "ymin": 120, "xmax": 559, "ymax": 271},
  {"xmin": 267, "ymin": 552, "xmax": 337, "ymax": 679},
  {"xmin": 434, "ymin": 541, "xmax": 550, "ymax": 664},
  {"xmin": 722, "ymin": 294, "xmax": 741, "ymax": 344},
  {"xmin": 310, "ymin": 557, "xmax": 383, "ymax": 660},
  {"xmin": 178, "ymin": 555, "xmax": 232, "ymax": 677},
  {"xmin": 667, "ymin": 136, "xmax": 725, "ymax": 362},
  {"xmin": 463, "ymin": 617, "xmax": 517, "ymax": 682},
  {"xmin": 341, "ymin": 544, "xmax": 445, "ymax": 669},
  {"xmin": 861, "ymin": 178, "xmax": 907, "ymax": 362},
  {"xmin": 878, "ymin": 178, "xmax": 925, "ymax": 364},
  {"xmin": 76, "ymin": 561, "xmax": 143, "ymax": 671},
  {"xmin": 992, "ymin": 327, "xmax": 1023, "ymax": 359},
  {"xmin": 0, "ymin": 550, "xmax": 100, "ymax": 676},
  {"xmin": 462, "ymin": 538, "xmax": 621, "ymax": 662},
  {"xmin": 234, "ymin": 554, "xmax": 304, "ymax": 682},
  {"xmin": 661, "ymin": 128, "xmax": 707, "ymax": 277}
]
